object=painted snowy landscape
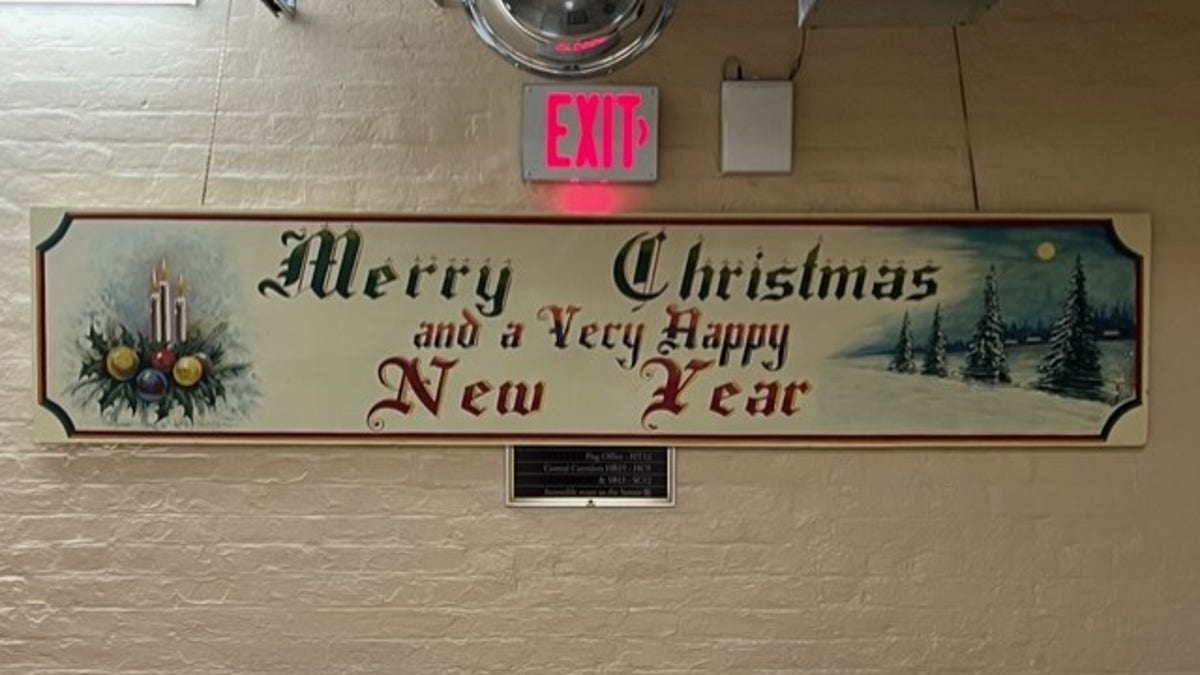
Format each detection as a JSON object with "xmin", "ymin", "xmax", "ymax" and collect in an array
[
  {"xmin": 814, "ymin": 341, "xmax": 1134, "ymax": 435},
  {"xmin": 829, "ymin": 224, "xmax": 1141, "ymax": 437}
]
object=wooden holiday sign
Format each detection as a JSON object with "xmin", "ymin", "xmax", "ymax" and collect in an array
[{"xmin": 32, "ymin": 210, "xmax": 1150, "ymax": 447}]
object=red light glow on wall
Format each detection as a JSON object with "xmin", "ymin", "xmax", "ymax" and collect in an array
[{"xmin": 548, "ymin": 183, "xmax": 630, "ymax": 216}]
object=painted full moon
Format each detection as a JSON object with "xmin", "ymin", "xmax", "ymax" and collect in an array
[{"xmin": 1036, "ymin": 241, "xmax": 1057, "ymax": 261}]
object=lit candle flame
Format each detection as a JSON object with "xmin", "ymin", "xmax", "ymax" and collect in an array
[{"xmin": 177, "ymin": 274, "xmax": 187, "ymax": 297}]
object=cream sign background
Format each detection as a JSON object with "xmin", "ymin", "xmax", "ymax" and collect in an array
[{"xmin": 32, "ymin": 211, "xmax": 1149, "ymax": 446}]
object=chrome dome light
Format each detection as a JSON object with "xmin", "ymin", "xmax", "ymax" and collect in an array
[{"xmin": 463, "ymin": 0, "xmax": 678, "ymax": 78}]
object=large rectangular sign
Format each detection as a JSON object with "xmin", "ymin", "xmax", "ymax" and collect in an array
[{"xmin": 32, "ymin": 211, "xmax": 1149, "ymax": 447}]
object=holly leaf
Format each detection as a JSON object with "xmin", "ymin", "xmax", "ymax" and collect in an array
[
  {"xmin": 122, "ymin": 385, "xmax": 138, "ymax": 414},
  {"xmin": 155, "ymin": 399, "xmax": 170, "ymax": 422},
  {"xmin": 98, "ymin": 379, "xmax": 124, "ymax": 413},
  {"xmin": 177, "ymin": 390, "xmax": 195, "ymax": 422},
  {"xmin": 217, "ymin": 364, "xmax": 248, "ymax": 378},
  {"xmin": 136, "ymin": 331, "xmax": 151, "ymax": 356},
  {"xmin": 207, "ymin": 322, "xmax": 229, "ymax": 343},
  {"xmin": 198, "ymin": 379, "xmax": 217, "ymax": 407},
  {"xmin": 68, "ymin": 374, "xmax": 102, "ymax": 398},
  {"xmin": 86, "ymin": 325, "xmax": 107, "ymax": 355}
]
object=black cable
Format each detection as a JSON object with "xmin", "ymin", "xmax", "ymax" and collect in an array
[{"xmin": 788, "ymin": 27, "xmax": 808, "ymax": 81}]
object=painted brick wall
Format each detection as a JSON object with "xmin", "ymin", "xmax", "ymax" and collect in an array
[{"xmin": 3, "ymin": 0, "xmax": 1200, "ymax": 672}]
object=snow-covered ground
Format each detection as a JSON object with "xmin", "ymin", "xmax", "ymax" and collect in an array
[{"xmin": 808, "ymin": 341, "xmax": 1136, "ymax": 435}]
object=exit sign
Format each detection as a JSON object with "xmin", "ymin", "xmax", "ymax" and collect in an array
[{"xmin": 522, "ymin": 85, "xmax": 658, "ymax": 183}]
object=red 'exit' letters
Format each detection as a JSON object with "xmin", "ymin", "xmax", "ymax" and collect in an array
[{"xmin": 545, "ymin": 92, "xmax": 650, "ymax": 172}]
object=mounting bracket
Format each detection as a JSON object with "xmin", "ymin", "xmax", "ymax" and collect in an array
[{"xmin": 259, "ymin": 0, "xmax": 296, "ymax": 18}]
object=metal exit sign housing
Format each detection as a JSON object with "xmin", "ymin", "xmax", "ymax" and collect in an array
[{"xmin": 521, "ymin": 85, "xmax": 659, "ymax": 183}]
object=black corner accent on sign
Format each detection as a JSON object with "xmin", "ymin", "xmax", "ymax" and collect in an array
[
  {"xmin": 1103, "ymin": 219, "xmax": 1143, "ymax": 263},
  {"xmin": 39, "ymin": 399, "xmax": 77, "ymax": 437},
  {"xmin": 36, "ymin": 213, "xmax": 75, "ymax": 253},
  {"xmin": 1100, "ymin": 398, "xmax": 1142, "ymax": 442}
]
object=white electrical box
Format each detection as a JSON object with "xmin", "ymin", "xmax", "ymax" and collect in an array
[{"xmin": 721, "ymin": 80, "xmax": 794, "ymax": 174}]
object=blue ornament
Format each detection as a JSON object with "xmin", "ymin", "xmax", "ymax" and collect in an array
[{"xmin": 134, "ymin": 368, "xmax": 170, "ymax": 402}]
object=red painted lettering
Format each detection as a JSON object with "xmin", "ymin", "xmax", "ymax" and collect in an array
[
  {"xmin": 709, "ymin": 382, "xmax": 741, "ymax": 417},
  {"xmin": 746, "ymin": 381, "xmax": 780, "ymax": 416},
  {"xmin": 367, "ymin": 356, "xmax": 458, "ymax": 428},
  {"xmin": 461, "ymin": 380, "xmax": 492, "ymax": 417},
  {"xmin": 782, "ymin": 380, "xmax": 812, "ymax": 415},
  {"xmin": 639, "ymin": 357, "xmax": 713, "ymax": 430},
  {"xmin": 546, "ymin": 93, "xmax": 572, "ymax": 169},
  {"xmin": 616, "ymin": 93, "xmax": 643, "ymax": 170},
  {"xmin": 496, "ymin": 381, "xmax": 545, "ymax": 416},
  {"xmin": 574, "ymin": 94, "xmax": 600, "ymax": 168},
  {"xmin": 602, "ymin": 94, "xmax": 615, "ymax": 169}
]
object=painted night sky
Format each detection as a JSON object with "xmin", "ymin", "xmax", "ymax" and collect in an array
[{"xmin": 854, "ymin": 223, "xmax": 1138, "ymax": 353}]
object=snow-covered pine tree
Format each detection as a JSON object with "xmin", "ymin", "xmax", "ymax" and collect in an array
[
  {"xmin": 921, "ymin": 304, "xmax": 949, "ymax": 377},
  {"xmin": 962, "ymin": 267, "xmax": 1012, "ymax": 384},
  {"xmin": 888, "ymin": 310, "xmax": 917, "ymax": 374},
  {"xmin": 1035, "ymin": 255, "xmax": 1104, "ymax": 401}
]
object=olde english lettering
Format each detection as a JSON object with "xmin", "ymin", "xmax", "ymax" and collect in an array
[
  {"xmin": 258, "ymin": 227, "xmax": 513, "ymax": 317},
  {"xmin": 613, "ymin": 231, "xmax": 941, "ymax": 309}
]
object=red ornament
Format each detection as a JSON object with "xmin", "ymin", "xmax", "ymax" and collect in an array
[{"xmin": 150, "ymin": 348, "xmax": 177, "ymax": 372}]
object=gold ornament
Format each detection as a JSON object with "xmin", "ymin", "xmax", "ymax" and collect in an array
[
  {"xmin": 172, "ymin": 356, "xmax": 204, "ymax": 387},
  {"xmin": 105, "ymin": 346, "xmax": 139, "ymax": 381}
]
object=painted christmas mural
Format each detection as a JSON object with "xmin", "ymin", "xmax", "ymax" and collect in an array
[
  {"xmin": 70, "ymin": 257, "xmax": 254, "ymax": 425},
  {"xmin": 824, "ymin": 225, "xmax": 1142, "ymax": 438},
  {"xmin": 32, "ymin": 212, "xmax": 1148, "ymax": 446}
]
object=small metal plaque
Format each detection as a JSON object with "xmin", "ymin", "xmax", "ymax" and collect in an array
[{"xmin": 506, "ymin": 446, "xmax": 675, "ymax": 508}]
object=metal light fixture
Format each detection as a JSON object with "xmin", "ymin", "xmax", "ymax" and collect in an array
[{"xmin": 463, "ymin": 0, "xmax": 677, "ymax": 78}]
